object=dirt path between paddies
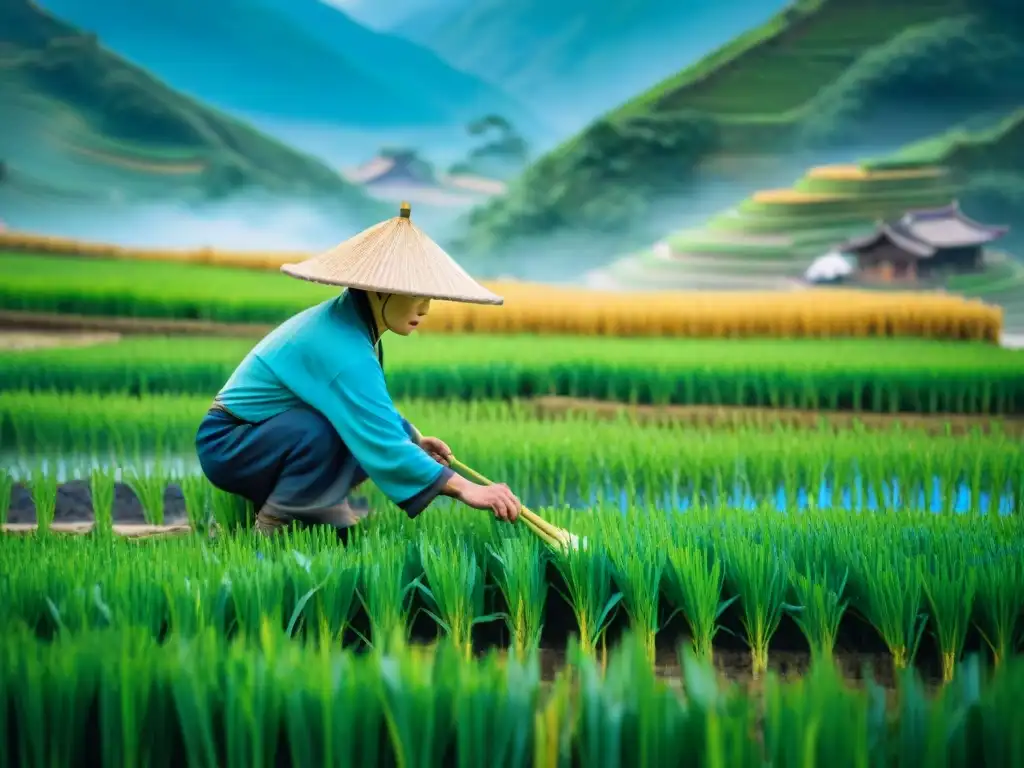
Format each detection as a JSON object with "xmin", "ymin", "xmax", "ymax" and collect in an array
[
  {"xmin": 531, "ymin": 397, "xmax": 1024, "ymax": 437},
  {"xmin": 0, "ymin": 310, "xmax": 271, "ymax": 338},
  {"xmin": 2, "ymin": 522, "xmax": 192, "ymax": 538},
  {"xmin": 0, "ymin": 329, "xmax": 122, "ymax": 350}
]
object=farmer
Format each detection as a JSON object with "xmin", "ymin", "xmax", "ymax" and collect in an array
[{"xmin": 195, "ymin": 202, "xmax": 521, "ymax": 535}]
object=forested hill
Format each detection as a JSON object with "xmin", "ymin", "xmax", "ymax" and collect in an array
[{"xmin": 460, "ymin": 0, "xmax": 1024, "ymax": 255}]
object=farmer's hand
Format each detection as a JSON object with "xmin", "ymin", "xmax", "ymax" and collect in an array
[
  {"xmin": 455, "ymin": 481, "xmax": 521, "ymax": 523},
  {"xmin": 418, "ymin": 435, "xmax": 452, "ymax": 466}
]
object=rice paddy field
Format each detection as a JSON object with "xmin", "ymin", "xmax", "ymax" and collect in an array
[
  {"xmin": 2, "ymin": 315, "xmax": 1023, "ymax": 765},
  {"xmin": 0, "ymin": 249, "xmax": 1005, "ymax": 342}
]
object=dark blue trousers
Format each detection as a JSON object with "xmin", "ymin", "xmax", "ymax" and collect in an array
[{"xmin": 195, "ymin": 406, "xmax": 371, "ymax": 513}]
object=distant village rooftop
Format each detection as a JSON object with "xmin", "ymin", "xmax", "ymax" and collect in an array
[
  {"xmin": 832, "ymin": 201, "xmax": 1010, "ymax": 284},
  {"xmin": 841, "ymin": 201, "xmax": 1008, "ymax": 258}
]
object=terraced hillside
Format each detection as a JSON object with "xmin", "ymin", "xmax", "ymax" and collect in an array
[
  {"xmin": 462, "ymin": 0, "xmax": 1023, "ymax": 251},
  {"xmin": 0, "ymin": 0, "xmax": 384, "ymax": 217},
  {"xmin": 593, "ymin": 110, "xmax": 1024, "ymax": 330}
]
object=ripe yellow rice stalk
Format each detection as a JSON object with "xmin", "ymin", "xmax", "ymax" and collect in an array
[{"xmin": 422, "ymin": 284, "xmax": 1003, "ymax": 343}]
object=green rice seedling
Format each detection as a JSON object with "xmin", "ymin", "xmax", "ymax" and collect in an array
[
  {"xmin": 28, "ymin": 464, "xmax": 58, "ymax": 535},
  {"xmin": 179, "ymin": 473, "xmax": 212, "ymax": 534},
  {"xmin": 603, "ymin": 513, "xmax": 667, "ymax": 663},
  {"xmin": 100, "ymin": 561, "xmax": 172, "ymax": 638},
  {"xmin": 487, "ymin": 533, "xmax": 548, "ymax": 658},
  {"xmin": 227, "ymin": 558, "xmax": 289, "ymax": 641},
  {"xmin": 211, "ymin": 486, "xmax": 251, "ymax": 532},
  {"xmin": 550, "ymin": 540, "xmax": 622, "ymax": 657},
  {"xmin": 168, "ymin": 630, "xmax": 225, "ymax": 766},
  {"xmin": 853, "ymin": 550, "xmax": 928, "ymax": 671},
  {"xmin": 282, "ymin": 645, "xmax": 383, "ymax": 767},
  {"xmin": 974, "ymin": 557, "xmax": 1024, "ymax": 667},
  {"xmin": 0, "ymin": 469, "xmax": 12, "ymax": 526},
  {"xmin": 377, "ymin": 640, "xmax": 459, "ymax": 768},
  {"xmin": 222, "ymin": 641, "xmax": 283, "ymax": 768},
  {"xmin": 923, "ymin": 557, "xmax": 977, "ymax": 683},
  {"xmin": 452, "ymin": 648, "xmax": 538, "ymax": 768},
  {"xmin": 788, "ymin": 566, "xmax": 850, "ymax": 662},
  {"xmin": 299, "ymin": 549, "xmax": 362, "ymax": 647},
  {"xmin": 576, "ymin": 631, "xmax": 694, "ymax": 767},
  {"xmin": 5, "ymin": 629, "xmax": 97, "ymax": 767},
  {"xmin": 97, "ymin": 629, "xmax": 170, "ymax": 768},
  {"xmin": 359, "ymin": 537, "xmax": 418, "ymax": 651},
  {"xmin": 761, "ymin": 654, "xmax": 885, "ymax": 768},
  {"xmin": 89, "ymin": 466, "xmax": 116, "ymax": 537},
  {"xmin": 663, "ymin": 545, "xmax": 737, "ymax": 663},
  {"xmin": 125, "ymin": 465, "xmax": 166, "ymax": 525},
  {"xmin": 417, "ymin": 535, "xmax": 499, "ymax": 658},
  {"xmin": 165, "ymin": 571, "xmax": 232, "ymax": 638},
  {"xmin": 725, "ymin": 535, "xmax": 800, "ymax": 677}
]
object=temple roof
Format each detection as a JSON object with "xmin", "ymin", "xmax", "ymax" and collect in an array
[{"xmin": 839, "ymin": 200, "xmax": 1008, "ymax": 258}]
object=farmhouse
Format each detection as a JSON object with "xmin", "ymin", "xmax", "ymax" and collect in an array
[{"xmin": 838, "ymin": 201, "xmax": 1008, "ymax": 283}]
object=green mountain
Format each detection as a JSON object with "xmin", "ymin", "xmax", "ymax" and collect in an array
[
  {"xmin": 35, "ymin": 0, "xmax": 533, "ymax": 131},
  {"xmin": 0, "ymin": 0, "xmax": 385, "ymax": 216},
  {"xmin": 388, "ymin": 0, "xmax": 785, "ymax": 128},
  {"xmin": 461, "ymin": 0, "xmax": 1024, "ymax": 254}
]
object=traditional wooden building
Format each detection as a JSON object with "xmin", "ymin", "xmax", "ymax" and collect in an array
[{"xmin": 839, "ymin": 201, "xmax": 1008, "ymax": 283}]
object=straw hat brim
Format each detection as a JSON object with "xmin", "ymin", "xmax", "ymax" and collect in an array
[{"xmin": 280, "ymin": 204, "xmax": 503, "ymax": 306}]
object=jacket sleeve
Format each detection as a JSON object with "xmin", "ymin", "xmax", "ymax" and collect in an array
[{"xmin": 319, "ymin": 371, "xmax": 453, "ymax": 517}]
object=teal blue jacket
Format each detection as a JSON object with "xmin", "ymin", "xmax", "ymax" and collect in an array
[{"xmin": 213, "ymin": 290, "xmax": 452, "ymax": 514}]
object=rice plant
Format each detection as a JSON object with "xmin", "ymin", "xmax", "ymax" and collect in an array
[
  {"xmin": 376, "ymin": 641, "xmax": 459, "ymax": 768},
  {"xmin": 725, "ymin": 534, "xmax": 800, "ymax": 677},
  {"xmin": 923, "ymin": 556, "xmax": 977, "ymax": 683},
  {"xmin": 788, "ymin": 566, "xmax": 850, "ymax": 662},
  {"xmin": 663, "ymin": 545, "xmax": 736, "ymax": 663},
  {"xmin": 179, "ymin": 473, "xmax": 212, "ymax": 534},
  {"xmin": 452, "ymin": 649, "xmax": 538, "ymax": 768},
  {"xmin": 417, "ymin": 534, "xmax": 499, "ymax": 658},
  {"xmin": 550, "ymin": 541, "xmax": 623, "ymax": 657},
  {"xmin": 126, "ymin": 465, "xmax": 166, "ymax": 525},
  {"xmin": 294, "ymin": 546, "xmax": 361, "ymax": 647},
  {"xmin": 603, "ymin": 513, "xmax": 667, "ymax": 663},
  {"xmin": 358, "ymin": 537, "xmax": 418, "ymax": 652},
  {"xmin": 211, "ymin": 487, "xmax": 251, "ymax": 532},
  {"xmin": 29, "ymin": 465, "xmax": 57, "ymax": 534},
  {"xmin": 853, "ymin": 550, "xmax": 928, "ymax": 671},
  {"xmin": 974, "ymin": 557, "xmax": 1024, "ymax": 667},
  {"xmin": 89, "ymin": 466, "xmax": 116, "ymax": 536},
  {"xmin": 487, "ymin": 533, "xmax": 548, "ymax": 658}
]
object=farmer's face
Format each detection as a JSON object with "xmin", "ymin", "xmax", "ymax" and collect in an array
[{"xmin": 381, "ymin": 293, "xmax": 431, "ymax": 335}]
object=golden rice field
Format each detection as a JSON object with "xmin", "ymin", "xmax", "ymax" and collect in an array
[{"xmin": 0, "ymin": 248, "xmax": 1005, "ymax": 341}]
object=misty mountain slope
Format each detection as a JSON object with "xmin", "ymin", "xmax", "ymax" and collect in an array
[
  {"xmin": 252, "ymin": 0, "xmax": 533, "ymax": 129},
  {"xmin": 0, "ymin": 0, "xmax": 385, "ymax": 218},
  {"xmin": 389, "ymin": 0, "xmax": 787, "ymax": 127},
  {"xmin": 460, "ymin": 0, "xmax": 1024, "ymax": 255},
  {"xmin": 33, "ymin": 0, "xmax": 528, "ymax": 130}
]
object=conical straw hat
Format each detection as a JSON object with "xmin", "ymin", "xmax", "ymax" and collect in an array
[{"xmin": 281, "ymin": 202, "xmax": 503, "ymax": 305}]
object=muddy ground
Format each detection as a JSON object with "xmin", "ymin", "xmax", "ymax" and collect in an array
[
  {"xmin": 5, "ymin": 480, "xmax": 188, "ymax": 525},
  {"xmin": 0, "ymin": 330, "xmax": 122, "ymax": 350},
  {"xmin": 0, "ymin": 310, "xmax": 269, "ymax": 338},
  {"xmin": 532, "ymin": 396, "xmax": 1024, "ymax": 436},
  {"xmin": 531, "ymin": 646, "xmax": 941, "ymax": 693}
]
